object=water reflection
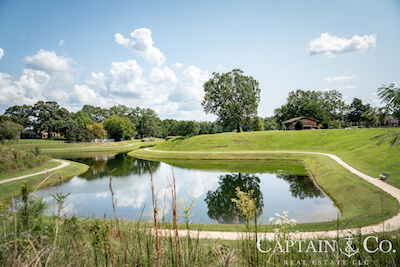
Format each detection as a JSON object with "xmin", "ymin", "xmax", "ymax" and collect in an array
[
  {"xmin": 33, "ymin": 154, "xmax": 340, "ymax": 223},
  {"xmin": 205, "ymin": 173, "xmax": 264, "ymax": 224},
  {"xmin": 76, "ymin": 154, "xmax": 160, "ymax": 179},
  {"xmin": 276, "ymin": 174, "xmax": 323, "ymax": 199}
]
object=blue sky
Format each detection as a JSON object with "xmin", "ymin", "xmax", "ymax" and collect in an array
[{"xmin": 0, "ymin": 0, "xmax": 399, "ymax": 120}]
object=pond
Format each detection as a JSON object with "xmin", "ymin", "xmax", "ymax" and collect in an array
[{"xmin": 34, "ymin": 153, "xmax": 340, "ymax": 224}]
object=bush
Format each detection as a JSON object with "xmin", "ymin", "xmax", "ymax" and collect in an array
[
  {"xmin": 209, "ymin": 128, "xmax": 216, "ymax": 134},
  {"xmin": 141, "ymin": 137, "xmax": 155, "ymax": 142},
  {"xmin": 295, "ymin": 120, "xmax": 304, "ymax": 130}
]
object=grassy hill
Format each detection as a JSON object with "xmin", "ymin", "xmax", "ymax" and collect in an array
[{"xmin": 144, "ymin": 128, "xmax": 400, "ymax": 188}]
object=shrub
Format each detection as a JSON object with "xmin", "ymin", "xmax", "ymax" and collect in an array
[
  {"xmin": 294, "ymin": 120, "xmax": 304, "ymax": 130},
  {"xmin": 141, "ymin": 137, "xmax": 155, "ymax": 142}
]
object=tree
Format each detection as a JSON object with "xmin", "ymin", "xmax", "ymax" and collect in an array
[
  {"xmin": 4, "ymin": 104, "xmax": 33, "ymax": 127},
  {"xmin": 0, "ymin": 121, "xmax": 24, "ymax": 140},
  {"xmin": 73, "ymin": 111, "xmax": 93, "ymax": 129},
  {"xmin": 137, "ymin": 108, "xmax": 161, "ymax": 138},
  {"xmin": 104, "ymin": 115, "xmax": 133, "ymax": 141},
  {"xmin": 31, "ymin": 101, "xmax": 71, "ymax": 138},
  {"xmin": 377, "ymin": 83, "xmax": 400, "ymax": 111},
  {"xmin": 347, "ymin": 98, "xmax": 370, "ymax": 126},
  {"xmin": 274, "ymin": 89, "xmax": 346, "ymax": 126},
  {"xmin": 250, "ymin": 116, "xmax": 264, "ymax": 131},
  {"xmin": 87, "ymin": 123, "xmax": 106, "ymax": 138},
  {"xmin": 81, "ymin": 105, "xmax": 109, "ymax": 123},
  {"xmin": 264, "ymin": 117, "xmax": 278, "ymax": 130},
  {"xmin": 202, "ymin": 69, "xmax": 261, "ymax": 132},
  {"xmin": 295, "ymin": 120, "xmax": 304, "ymax": 130}
]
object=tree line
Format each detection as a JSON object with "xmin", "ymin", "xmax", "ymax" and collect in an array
[
  {"xmin": 0, "ymin": 68, "xmax": 398, "ymax": 141},
  {"xmin": 0, "ymin": 102, "xmax": 228, "ymax": 142}
]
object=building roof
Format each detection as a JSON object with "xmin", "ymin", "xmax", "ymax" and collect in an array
[{"xmin": 283, "ymin": 116, "xmax": 319, "ymax": 124}]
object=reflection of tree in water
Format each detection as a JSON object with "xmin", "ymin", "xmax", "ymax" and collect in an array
[
  {"xmin": 205, "ymin": 173, "xmax": 263, "ymax": 224},
  {"xmin": 78, "ymin": 154, "xmax": 160, "ymax": 180},
  {"xmin": 276, "ymin": 174, "xmax": 323, "ymax": 199}
]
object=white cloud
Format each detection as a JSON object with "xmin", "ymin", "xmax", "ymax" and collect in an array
[
  {"xmin": 24, "ymin": 49, "xmax": 73, "ymax": 73},
  {"xmin": 115, "ymin": 28, "xmax": 166, "ymax": 66},
  {"xmin": 172, "ymin": 62, "xmax": 183, "ymax": 69},
  {"xmin": 59, "ymin": 39, "xmax": 66, "ymax": 46},
  {"xmin": 0, "ymin": 48, "xmax": 3, "ymax": 60},
  {"xmin": 86, "ymin": 72, "xmax": 107, "ymax": 93},
  {"xmin": 168, "ymin": 65, "xmax": 209, "ymax": 110},
  {"xmin": 324, "ymin": 75, "xmax": 355, "ymax": 82},
  {"xmin": 309, "ymin": 33, "xmax": 376, "ymax": 57},
  {"xmin": 148, "ymin": 66, "xmax": 178, "ymax": 83},
  {"xmin": 70, "ymin": 84, "xmax": 107, "ymax": 105},
  {"xmin": 336, "ymin": 85, "xmax": 356, "ymax": 91}
]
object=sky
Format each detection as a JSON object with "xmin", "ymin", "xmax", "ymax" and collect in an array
[{"xmin": 0, "ymin": 0, "xmax": 399, "ymax": 120}]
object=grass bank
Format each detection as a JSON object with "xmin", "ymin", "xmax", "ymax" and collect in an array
[
  {"xmin": 129, "ymin": 128, "xmax": 400, "ymax": 232},
  {"xmin": 131, "ymin": 151, "xmax": 399, "ymax": 232},
  {"xmin": 139, "ymin": 128, "xmax": 400, "ymax": 187},
  {"xmin": 0, "ymin": 160, "xmax": 88, "ymax": 201}
]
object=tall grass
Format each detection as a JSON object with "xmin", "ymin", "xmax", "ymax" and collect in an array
[
  {"xmin": 1, "ymin": 169, "xmax": 400, "ymax": 266},
  {"xmin": 0, "ymin": 144, "xmax": 49, "ymax": 173}
]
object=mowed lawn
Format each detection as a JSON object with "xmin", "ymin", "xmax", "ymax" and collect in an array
[
  {"xmin": 152, "ymin": 128, "xmax": 400, "ymax": 188},
  {"xmin": 129, "ymin": 128, "xmax": 400, "ymax": 231}
]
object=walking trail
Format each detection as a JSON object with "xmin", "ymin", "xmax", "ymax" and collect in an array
[
  {"xmin": 0, "ymin": 159, "xmax": 70, "ymax": 185},
  {"xmin": 144, "ymin": 148, "xmax": 400, "ymax": 240}
]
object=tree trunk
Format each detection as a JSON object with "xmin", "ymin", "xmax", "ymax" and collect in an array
[{"xmin": 236, "ymin": 123, "xmax": 240, "ymax": 133}]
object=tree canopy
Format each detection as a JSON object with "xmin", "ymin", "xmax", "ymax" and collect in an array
[{"xmin": 202, "ymin": 69, "xmax": 260, "ymax": 132}]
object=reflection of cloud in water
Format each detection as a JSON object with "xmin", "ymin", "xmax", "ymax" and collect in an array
[
  {"xmin": 184, "ymin": 171, "xmax": 220, "ymax": 198},
  {"xmin": 116, "ymin": 188, "xmax": 147, "ymax": 209},
  {"xmin": 95, "ymin": 192, "xmax": 108, "ymax": 199}
]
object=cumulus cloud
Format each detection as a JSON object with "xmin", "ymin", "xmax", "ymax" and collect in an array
[
  {"xmin": 168, "ymin": 65, "xmax": 209, "ymax": 110},
  {"xmin": 148, "ymin": 66, "xmax": 178, "ymax": 83},
  {"xmin": 172, "ymin": 62, "xmax": 183, "ymax": 69},
  {"xmin": 115, "ymin": 28, "xmax": 166, "ymax": 66},
  {"xmin": 0, "ymin": 48, "xmax": 3, "ymax": 60},
  {"xmin": 324, "ymin": 75, "xmax": 355, "ymax": 82},
  {"xmin": 24, "ymin": 49, "xmax": 73, "ymax": 73},
  {"xmin": 309, "ymin": 33, "xmax": 376, "ymax": 57},
  {"xmin": 0, "ymin": 29, "xmax": 214, "ymax": 120},
  {"xmin": 59, "ymin": 39, "xmax": 66, "ymax": 46}
]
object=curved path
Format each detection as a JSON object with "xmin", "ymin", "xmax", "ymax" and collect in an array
[
  {"xmin": 144, "ymin": 148, "xmax": 400, "ymax": 240},
  {"xmin": 0, "ymin": 159, "xmax": 70, "ymax": 185}
]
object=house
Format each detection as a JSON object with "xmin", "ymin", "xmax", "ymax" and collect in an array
[
  {"xmin": 20, "ymin": 129, "xmax": 39, "ymax": 139},
  {"xmin": 283, "ymin": 116, "xmax": 319, "ymax": 130},
  {"xmin": 41, "ymin": 131, "xmax": 64, "ymax": 139},
  {"xmin": 384, "ymin": 116, "xmax": 399, "ymax": 127}
]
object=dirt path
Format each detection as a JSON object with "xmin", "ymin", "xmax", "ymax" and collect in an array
[
  {"xmin": 0, "ymin": 159, "xmax": 70, "ymax": 185},
  {"xmin": 144, "ymin": 148, "xmax": 400, "ymax": 239}
]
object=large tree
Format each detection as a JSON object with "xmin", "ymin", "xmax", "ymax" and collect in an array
[
  {"xmin": 103, "ymin": 115, "xmax": 134, "ymax": 141},
  {"xmin": 202, "ymin": 69, "xmax": 260, "ymax": 132},
  {"xmin": 136, "ymin": 108, "xmax": 161, "ymax": 138}
]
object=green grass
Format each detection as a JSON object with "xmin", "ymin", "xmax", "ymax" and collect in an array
[
  {"xmin": 129, "ymin": 128, "xmax": 400, "ymax": 232},
  {"xmin": 144, "ymin": 128, "xmax": 400, "ymax": 188},
  {"xmin": 0, "ymin": 160, "xmax": 61, "ymax": 181},
  {"xmin": 0, "ymin": 160, "xmax": 89, "ymax": 201}
]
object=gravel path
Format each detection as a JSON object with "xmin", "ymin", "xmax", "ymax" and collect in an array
[
  {"xmin": 0, "ymin": 159, "xmax": 70, "ymax": 185},
  {"xmin": 144, "ymin": 148, "xmax": 400, "ymax": 239}
]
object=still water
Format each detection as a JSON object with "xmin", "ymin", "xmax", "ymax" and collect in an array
[{"xmin": 34, "ymin": 153, "xmax": 339, "ymax": 224}]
